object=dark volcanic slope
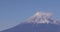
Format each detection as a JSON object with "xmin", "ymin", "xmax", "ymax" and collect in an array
[{"xmin": 1, "ymin": 23, "xmax": 60, "ymax": 32}]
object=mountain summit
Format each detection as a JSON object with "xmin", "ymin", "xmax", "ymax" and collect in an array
[
  {"xmin": 25, "ymin": 12, "xmax": 60, "ymax": 25},
  {"xmin": 1, "ymin": 12, "xmax": 60, "ymax": 32}
]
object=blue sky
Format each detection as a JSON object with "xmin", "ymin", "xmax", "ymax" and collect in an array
[{"xmin": 0, "ymin": 0, "xmax": 60, "ymax": 31}]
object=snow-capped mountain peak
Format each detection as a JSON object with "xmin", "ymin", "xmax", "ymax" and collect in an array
[
  {"xmin": 25, "ymin": 12, "xmax": 60, "ymax": 25},
  {"xmin": 34, "ymin": 12, "xmax": 52, "ymax": 18}
]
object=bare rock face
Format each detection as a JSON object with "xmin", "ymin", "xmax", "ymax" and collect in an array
[{"xmin": 1, "ymin": 12, "xmax": 60, "ymax": 32}]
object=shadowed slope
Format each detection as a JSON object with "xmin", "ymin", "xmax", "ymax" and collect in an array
[{"xmin": 1, "ymin": 23, "xmax": 60, "ymax": 32}]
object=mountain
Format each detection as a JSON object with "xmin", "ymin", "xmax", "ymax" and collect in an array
[{"xmin": 1, "ymin": 12, "xmax": 60, "ymax": 32}]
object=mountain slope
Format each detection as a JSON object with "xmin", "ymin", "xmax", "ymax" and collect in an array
[
  {"xmin": 1, "ymin": 23, "xmax": 60, "ymax": 32},
  {"xmin": 1, "ymin": 12, "xmax": 60, "ymax": 32},
  {"xmin": 25, "ymin": 12, "xmax": 60, "ymax": 25}
]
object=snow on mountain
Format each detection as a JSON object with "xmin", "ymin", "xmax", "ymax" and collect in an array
[{"xmin": 25, "ymin": 12, "xmax": 60, "ymax": 25}]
